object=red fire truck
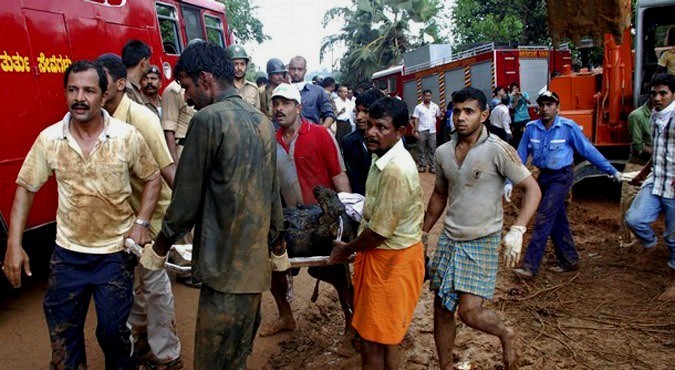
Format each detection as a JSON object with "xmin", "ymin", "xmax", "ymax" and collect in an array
[
  {"xmin": 0, "ymin": 0, "xmax": 231, "ymax": 279},
  {"xmin": 372, "ymin": 43, "xmax": 571, "ymax": 119}
]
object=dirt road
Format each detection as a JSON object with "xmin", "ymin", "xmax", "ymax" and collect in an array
[{"xmin": 1, "ymin": 173, "xmax": 674, "ymax": 369}]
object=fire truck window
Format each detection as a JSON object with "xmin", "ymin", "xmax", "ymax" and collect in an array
[
  {"xmin": 205, "ymin": 15, "xmax": 224, "ymax": 47},
  {"xmin": 182, "ymin": 6, "xmax": 204, "ymax": 44},
  {"xmin": 156, "ymin": 3, "xmax": 181, "ymax": 55}
]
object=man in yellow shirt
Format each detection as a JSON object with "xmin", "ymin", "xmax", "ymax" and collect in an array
[
  {"xmin": 97, "ymin": 54, "xmax": 181, "ymax": 369},
  {"xmin": 329, "ymin": 97, "xmax": 425, "ymax": 369},
  {"xmin": 2, "ymin": 60, "xmax": 161, "ymax": 369}
]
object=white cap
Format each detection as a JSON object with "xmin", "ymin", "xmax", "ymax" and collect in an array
[{"xmin": 272, "ymin": 83, "xmax": 302, "ymax": 104}]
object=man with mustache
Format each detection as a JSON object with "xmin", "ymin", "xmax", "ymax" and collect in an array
[
  {"xmin": 2, "ymin": 60, "xmax": 161, "ymax": 369},
  {"xmin": 142, "ymin": 64, "xmax": 163, "ymax": 117},
  {"xmin": 424, "ymin": 87, "xmax": 541, "ymax": 370},
  {"xmin": 260, "ymin": 83, "xmax": 351, "ymax": 337},
  {"xmin": 96, "ymin": 53, "xmax": 182, "ymax": 370},
  {"xmin": 329, "ymin": 97, "xmax": 425, "ymax": 369},
  {"xmin": 341, "ymin": 88, "xmax": 385, "ymax": 195}
]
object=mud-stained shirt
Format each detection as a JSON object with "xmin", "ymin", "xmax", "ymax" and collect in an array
[
  {"xmin": 160, "ymin": 88, "xmax": 284, "ymax": 294},
  {"xmin": 361, "ymin": 139, "xmax": 424, "ymax": 250},
  {"xmin": 237, "ymin": 80, "xmax": 261, "ymax": 110},
  {"xmin": 161, "ymin": 80, "xmax": 195, "ymax": 139},
  {"xmin": 126, "ymin": 78, "xmax": 160, "ymax": 118},
  {"xmin": 16, "ymin": 111, "xmax": 160, "ymax": 254},
  {"xmin": 113, "ymin": 94, "xmax": 173, "ymax": 236},
  {"xmin": 435, "ymin": 126, "xmax": 531, "ymax": 241}
]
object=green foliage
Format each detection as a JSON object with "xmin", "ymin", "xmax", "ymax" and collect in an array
[
  {"xmin": 322, "ymin": 0, "xmax": 446, "ymax": 87},
  {"xmin": 218, "ymin": 0, "xmax": 269, "ymax": 44},
  {"xmin": 451, "ymin": 0, "xmax": 549, "ymax": 50}
]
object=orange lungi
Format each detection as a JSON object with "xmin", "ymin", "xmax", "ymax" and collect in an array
[{"xmin": 351, "ymin": 242, "xmax": 425, "ymax": 345}]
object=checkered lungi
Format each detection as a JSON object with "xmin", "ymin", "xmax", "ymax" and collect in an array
[{"xmin": 429, "ymin": 231, "xmax": 501, "ymax": 312}]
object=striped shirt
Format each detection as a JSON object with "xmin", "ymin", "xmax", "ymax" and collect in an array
[{"xmin": 650, "ymin": 108, "xmax": 675, "ymax": 199}]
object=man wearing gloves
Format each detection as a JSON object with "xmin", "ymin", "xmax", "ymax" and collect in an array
[
  {"xmin": 141, "ymin": 42, "xmax": 284, "ymax": 369},
  {"xmin": 423, "ymin": 88, "xmax": 541, "ymax": 370},
  {"xmin": 513, "ymin": 91, "xmax": 622, "ymax": 278}
]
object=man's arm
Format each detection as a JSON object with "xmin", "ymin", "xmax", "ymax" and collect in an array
[
  {"xmin": 423, "ymin": 183, "xmax": 448, "ymax": 233},
  {"xmin": 126, "ymin": 172, "xmax": 161, "ymax": 246},
  {"xmin": 513, "ymin": 175, "xmax": 541, "ymax": 227},
  {"xmin": 328, "ymin": 228, "xmax": 386, "ymax": 264},
  {"xmin": 161, "ymin": 163, "xmax": 176, "ymax": 189},
  {"xmin": 319, "ymin": 89, "xmax": 336, "ymax": 129},
  {"xmin": 629, "ymin": 158, "xmax": 653, "ymax": 186},
  {"xmin": 570, "ymin": 124, "xmax": 618, "ymax": 175},
  {"xmin": 3, "ymin": 187, "xmax": 35, "ymax": 288},
  {"xmin": 164, "ymin": 131, "xmax": 179, "ymax": 164},
  {"xmin": 331, "ymin": 172, "xmax": 352, "ymax": 193}
]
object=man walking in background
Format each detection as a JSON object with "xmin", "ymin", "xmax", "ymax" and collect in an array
[{"xmin": 413, "ymin": 89, "xmax": 442, "ymax": 173}]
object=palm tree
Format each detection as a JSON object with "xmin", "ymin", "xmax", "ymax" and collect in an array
[{"xmin": 321, "ymin": 0, "xmax": 446, "ymax": 87}]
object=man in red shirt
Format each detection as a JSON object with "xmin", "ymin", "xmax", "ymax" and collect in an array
[{"xmin": 260, "ymin": 83, "xmax": 352, "ymax": 337}]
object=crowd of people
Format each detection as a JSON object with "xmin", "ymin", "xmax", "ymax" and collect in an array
[{"xmin": 2, "ymin": 37, "xmax": 675, "ymax": 370}]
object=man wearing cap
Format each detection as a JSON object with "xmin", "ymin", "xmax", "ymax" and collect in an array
[
  {"xmin": 228, "ymin": 44, "xmax": 260, "ymax": 109},
  {"xmin": 122, "ymin": 39, "xmax": 160, "ymax": 118},
  {"xmin": 142, "ymin": 65, "xmax": 163, "ymax": 117},
  {"xmin": 260, "ymin": 83, "xmax": 352, "ymax": 337},
  {"xmin": 512, "ymin": 90, "xmax": 622, "ymax": 278},
  {"xmin": 260, "ymin": 58, "xmax": 288, "ymax": 122},
  {"xmin": 288, "ymin": 56, "xmax": 336, "ymax": 128}
]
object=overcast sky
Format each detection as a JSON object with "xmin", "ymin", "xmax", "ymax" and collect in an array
[{"xmin": 241, "ymin": 0, "xmax": 351, "ymax": 79}]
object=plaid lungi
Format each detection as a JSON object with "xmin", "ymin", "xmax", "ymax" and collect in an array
[{"xmin": 429, "ymin": 231, "xmax": 501, "ymax": 312}]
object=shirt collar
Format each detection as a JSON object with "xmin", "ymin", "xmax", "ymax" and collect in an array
[
  {"xmin": 275, "ymin": 118, "xmax": 312, "ymax": 143},
  {"xmin": 533, "ymin": 115, "xmax": 562, "ymax": 130},
  {"xmin": 449, "ymin": 124, "xmax": 489, "ymax": 148},
  {"xmin": 374, "ymin": 139, "xmax": 405, "ymax": 171},
  {"xmin": 112, "ymin": 94, "xmax": 131, "ymax": 121},
  {"xmin": 214, "ymin": 87, "xmax": 243, "ymax": 103},
  {"xmin": 61, "ymin": 109, "xmax": 112, "ymax": 142}
]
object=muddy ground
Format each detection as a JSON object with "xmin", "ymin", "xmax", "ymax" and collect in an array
[{"xmin": 1, "ymin": 173, "xmax": 674, "ymax": 369}]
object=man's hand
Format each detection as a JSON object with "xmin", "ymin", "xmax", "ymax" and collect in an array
[
  {"xmin": 502, "ymin": 225, "xmax": 527, "ymax": 268},
  {"xmin": 629, "ymin": 172, "xmax": 647, "ymax": 186},
  {"xmin": 503, "ymin": 183, "xmax": 513, "ymax": 202},
  {"xmin": 328, "ymin": 240, "xmax": 354, "ymax": 265},
  {"xmin": 612, "ymin": 171, "xmax": 622, "ymax": 183},
  {"xmin": 140, "ymin": 243, "xmax": 167, "ymax": 270},
  {"xmin": 126, "ymin": 224, "xmax": 152, "ymax": 247},
  {"xmin": 270, "ymin": 249, "xmax": 291, "ymax": 271},
  {"xmin": 2, "ymin": 242, "xmax": 31, "ymax": 288},
  {"xmin": 412, "ymin": 128, "xmax": 419, "ymax": 138}
]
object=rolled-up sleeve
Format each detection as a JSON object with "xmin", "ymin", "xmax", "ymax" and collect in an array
[{"xmin": 16, "ymin": 135, "xmax": 51, "ymax": 192}]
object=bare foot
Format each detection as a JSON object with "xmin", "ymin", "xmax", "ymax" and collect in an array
[
  {"xmin": 399, "ymin": 330, "xmax": 415, "ymax": 350},
  {"xmin": 501, "ymin": 328, "xmax": 519, "ymax": 370},
  {"xmin": 657, "ymin": 286, "xmax": 675, "ymax": 301},
  {"xmin": 258, "ymin": 318, "xmax": 296, "ymax": 337}
]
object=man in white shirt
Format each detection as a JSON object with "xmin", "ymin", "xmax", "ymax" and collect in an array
[
  {"xmin": 413, "ymin": 89, "xmax": 442, "ymax": 173},
  {"xmin": 334, "ymin": 85, "xmax": 355, "ymax": 146},
  {"xmin": 488, "ymin": 95, "xmax": 513, "ymax": 142}
]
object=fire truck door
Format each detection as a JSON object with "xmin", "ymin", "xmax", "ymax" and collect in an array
[
  {"xmin": 421, "ymin": 75, "xmax": 440, "ymax": 106},
  {"xmin": 470, "ymin": 61, "xmax": 492, "ymax": 101},
  {"xmin": 23, "ymin": 9, "xmax": 73, "ymax": 134},
  {"xmin": 519, "ymin": 57, "xmax": 549, "ymax": 102},
  {"xmin": 444, "ymin": 69, "xmax": 465, "ymax": 99}
]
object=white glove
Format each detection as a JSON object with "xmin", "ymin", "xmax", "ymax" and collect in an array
[
  {"xmin": 270, "ymin": 250, "xmax": 291, "ymax": 272},
  {"xmin": 503, "ymin": 183, "xmax": 513, "ymax": 202},
  {"xmin": 502, "ymin": 225, "xmax": 526, "ymax": 268},
  {"xmin": 139, "ymin": 244, "xmax": 167, "ymax": 270},
  {"xmin": 612, "ymin": 171, "xmax": 622, "ymax": 182}
]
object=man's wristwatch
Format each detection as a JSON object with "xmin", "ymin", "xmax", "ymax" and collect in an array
[{"xmin": 135, "ymin": 218, "xmax": 151, "ymax": 229}]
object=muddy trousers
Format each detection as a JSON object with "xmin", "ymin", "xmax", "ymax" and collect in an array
[
  {"xmin": 522, "ymin": 166, "xmax": 578, "ymax": 273},
  {"xmin": 128, "ymin": 265, "xmax": 181, "ymax": 363},
  {"xmin": 43, "ymin": 245, "xmax": 136, "ymax": 370},
  {"xmin": 625, "ymin": 182, "xmax": 675, "ymax": 269},
  {"xmin": 417, "ymin": 130, "xmax": 436, "ymax": 168},
  {"xmin": 194, "ymin": 286, "xmax": 261, "ymax": 370}
]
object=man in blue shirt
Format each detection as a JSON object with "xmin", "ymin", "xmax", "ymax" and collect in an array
[
  {"xmin": 513, "ymin": 91, "xmax": 622, "ymax": 278},
  {"xmin": 288, "ymin": 56, "xmax": 336, "ymax": 128}
]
